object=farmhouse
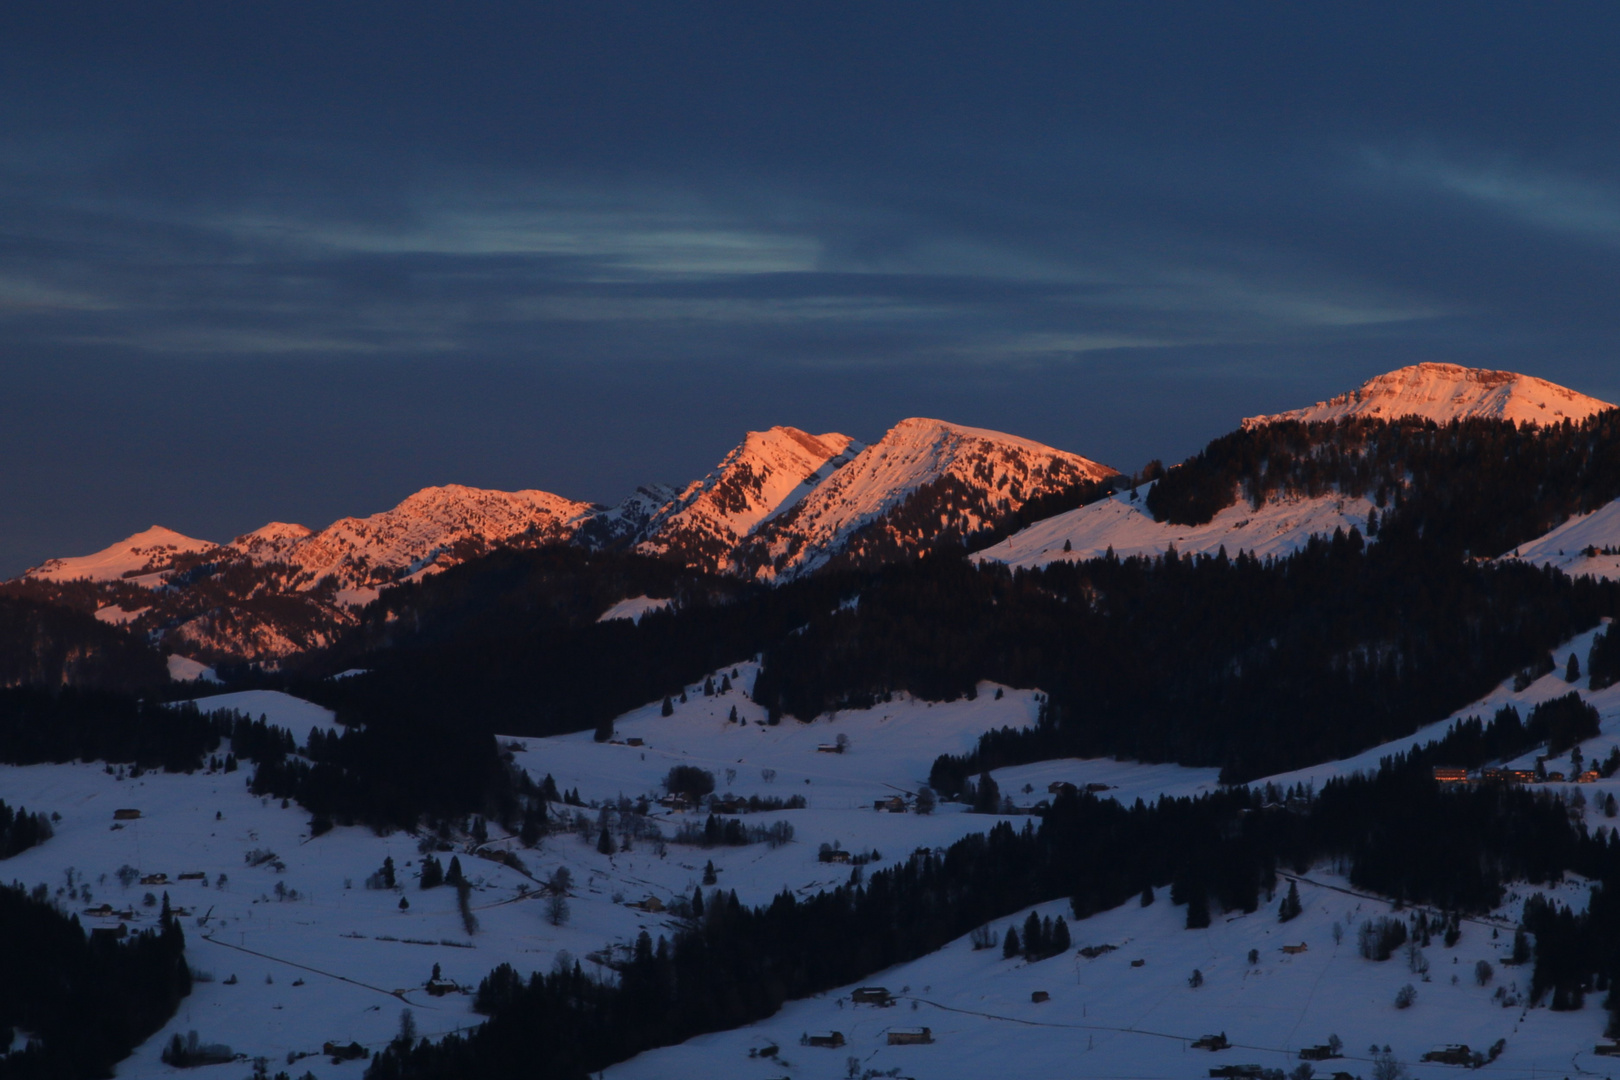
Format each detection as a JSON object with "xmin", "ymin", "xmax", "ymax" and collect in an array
[
  {"xmin": 1281, "ymin": 943, "xmax": 1308, "ymax": 955},
  {"xmin": 140, "ymin": 873, "xmax": 168, "ymax": 886},
  {"xmin": 1421, "ymin": 1045, "xmax": 1474, "ymax": 1065},
  {"xmin": 1030, "ymin": 990, "xmax": 1050, "ymax": 1003},
  {"xmin": 887, "ymin": 1028, "xmax": 933, "ymax": 1045},
  {"xmin": 113, "ymin": 808, "xmax": 141, "ymax": 820},
  {"xmin": 1192, "ymin": 1034, "xmax": 1230, "ymax": 1051},
  {"xmin": 874, "ymin": 796, "xmax": 906, "ymax": 813},
  {"xmin": 851, "ymin": 986, "xmax": 892, "ymax": 1005},
  {"xmin": 804, "ymin": 1032, "xmax": 845, "ymax": 1049}
]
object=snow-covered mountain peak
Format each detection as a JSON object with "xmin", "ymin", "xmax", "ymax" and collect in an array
[
  {"xmin": 24, "ymin": 525, "xmax": 217, "ymax": 582},
  {"xmin": 636, "ymin": 426, "xmax": 863, "ymax": 572},
  {"xmin": 1244, "ymin": 363, "xmax": 1614, "ymax": 429},
  {"xmin": 738, "ymin": 418, "xmax": 1117, "ymax": 578},
  {"xmin": 284, "ymin": 483, "xmax": 597, "ymax": 590},
  {"xmin": 228, "ymin": 521, "xmax": 314, "ymax": 563}
]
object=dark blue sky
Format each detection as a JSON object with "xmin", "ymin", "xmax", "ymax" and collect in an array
[{"xmin": 5, "ymin": 4, "xmax": 1620, "ymax": 574}]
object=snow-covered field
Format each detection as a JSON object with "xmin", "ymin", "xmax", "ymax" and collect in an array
[
  {"xmin": 975, "ymin": 485, "xmax": 1375, "ymax": 571},
  {"xmin": 5, "ymin": 643, "xmax": 1619, "ymax": 1078}
]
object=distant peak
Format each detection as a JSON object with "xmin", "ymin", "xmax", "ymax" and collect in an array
[{"xmin": 1244, "ymin": 363, "xmax": 1614, "ymax": 429}]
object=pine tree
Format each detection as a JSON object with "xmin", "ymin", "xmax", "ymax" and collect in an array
[
  {"xmin": 728, "ymin": 705, "xmax": 739, "ymax": 724},
  {"xmin": 446, "ymin": 857, "xmax": 464, "ymax": 887},
  {"xmin": 1140, "ymin": 884, "xmax": 1155, "ymax": 907},
  {"xmin": 704, "ymin": 676, "xmax": 715, "ymax": 696},
  {"xmin": 1186, "ymin": 886, "xmax": 1211, "ymax": 929},
  {"xmin": 1002, "ymin": 925, "xmax": 1020, "ymax": 959},
  {"xmin": 1023, "ymin": 911, "xmax": 1044, "ymax": 958},
  {"xmin": 1568, "ymin": 653, "xmax": 1582, "ymax": 682},
  {"xmin": 692, "ymin": 887, "xmax": 705, "ymax": 917},
  {"xmin": 597, "ymin": 827, "xmax": 616, "ymax": 855},
  {"xmin": 1279, "ymin": 880, "xmax": 1302, "ymax": 922},
  {"xmin": 661, "ymin": 696, "xmax": 674, "ymax": 717},
  {"xmin": 1052, "ymin": 916, "xmax": 1071, "ymax": 953},
  {"xmin": 973, "ymin": 770, "xmax": 1001, "ymax": 814}
]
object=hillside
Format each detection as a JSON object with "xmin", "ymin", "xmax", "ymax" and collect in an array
[
  {"xmin": 975, "ymin": 483, "xmax": 1374, "ymax": 570},
  {"xmin": 1245, "ymin": 362, "xmax": 1613, "ymax": 429}
]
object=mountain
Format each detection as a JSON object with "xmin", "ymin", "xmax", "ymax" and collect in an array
[
  {"xmin": 975, "ymin": 483, "xmax": 1375, "ymax": 570},
  {"xmin": 734, "ymin": 418, "xmax": 1116, "ymax": 578},
  {"xmin": 25, "ymin": 525, "xmax": 216, "ymax": 584},
  {"xmin": 636, "ymin": 426, "xmax": 862, "ymax": 573},
  {"xmin": 249, "ymin": 483, "xmax": 597, "ymax": 602},
  {"xmin": 1243, "ymin": 362, "xmax": 1613, "ymax": 429}
]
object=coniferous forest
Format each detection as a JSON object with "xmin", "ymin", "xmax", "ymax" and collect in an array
[{"xmin": 0, "ymin": 883, "xmax": 191, "ymax": 1079}]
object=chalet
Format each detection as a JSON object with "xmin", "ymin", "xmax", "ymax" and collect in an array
[
  {"xmin": 1421, "ymin": 1045, "xmax": 1474, "ymax": 1066},
  {"xmin": 425, "ymin": 975, "xmax": 461, "ymax": 997},
  {"xmin": 821, "ymin": 848, "xmax": 852, "ymax": 864},
  {"xmin": 657, "ymin": 794, "xmax": 693, "ymax": 811},
  {"xmin": 626, "ymin": 896, "xmax": 666, "ymax": 913},
  {"xmin": 874, "ymin": 796, "xmax": 906, "ymax": 813},
  {"xmin": 1431, "ymin": 767, "xmax": 1469, "ymax": 783},
  {"xmin": 1547, "ymin": 771, "xmax": 1567, "ymax": 782},
  {"xmin": 1299, "ymin": 1046, "xmax": 1342, "ymax": 1061},
  {"xmin": 1593, "ymin": 1041, "xmax": 1620, "ymax": 1057},
  {"xmin": 1047, "ymin": 781, "xmax": 1078, "ymax": 795},
  {"xmin": 177, "ymin": 871, "xmax": 207, "ymax": 881},
  {"xmin": 1281, "ymin": 943, "xmax": 1308, "ymax": 955},
  {"xmin": 324, "ymin": 1042, "xmax": 368, "ymax": 1062},
  {"xmin": 1030, "ymin": 990, "xmax": 1050, "ymax": 1003},
  {"xmin": 1209, "ymin": 1066, "xmax": 1263, "ymax": 1079},
  {"xmin": 1084, "ymin": 782, "xmax": 1112, "ymax": 793},
  {"xmin": 713, "ymin": 795, "xmax": 747, "ymax": 814},
  {"xmin": 83, "ymin": 903, "xmax": 116, "ymax": 918},
  {"xmin": 805, "ymin": 1032, "xmax": 845, "ymax": 1049},
  {"xmin": 626, "ymin": 737, "xmax": 644, "ymax": 747},
  {"xmin": 1130, "ymin": 958, "xmax": 1145, "ymax": 967},
  {"xmin": 887, "ymin": 1028, "xmax": 933, "ymax": 1045},
  {"xmin": 1192, "ymin": 1033, "xmax": 1230, "ymax": 1051},
  {"xmin": 816, "ymin": 743, "xmax": 843, "ymax": 754},
  {"xmin": 1579, "ymin": 770, "xmax": 1601, "ymax": 783},
  {"xmin": 1512, "ymin": 769, "xmax": 1538, "ymax": 783},
  {"xmin": 851, "ymin": 986, "xmax": 892, "ymax": 1005},
  {"xmin": 113, "ymin": 808, "xmax": 141, "ymax": 820},
  {"xmin": 140, "ymin": 873, "xmax": 168, "ymax": 886}
]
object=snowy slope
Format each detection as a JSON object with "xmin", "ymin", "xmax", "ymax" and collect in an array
[
  {"xmin": 975, "ymin": 484, "xmax": 1375, "ymax": 570},
  {"xmin": 179, "ymin": 689, "xmax": 339, "ymax": 747},
  {"xmin": 596, "ymin": 595, "xmax": 672, "ymax": 625},
  {"xmin": 608, "ymin": 871, "xmax": 1601, "ymax": 1080},
  {"xmin": 1262, "ymin": 623, "xmax": 1619, "ymax": 793},
  {"xmin": 1502, "ymin": 498, "xmax": 1620, "ymax": 582},
  {"xmin": 1245, "ymin": 363, "xmax": 1613, "ymax": 429},
  {"xmin": 25, "ymin": 525, "xmax": 217, "ymax": 582},
  {"xmin": 637, "ymin": 427, "xmax": 862, "ymax": 573},
  {"xmin": 739, "ymin": 418, "xmax": 1116, "ymax": 578}
]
